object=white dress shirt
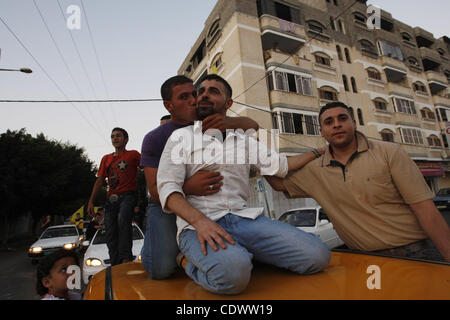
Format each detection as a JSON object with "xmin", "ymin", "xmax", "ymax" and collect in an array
[{"xmin": 157, "ymin": 121, "xmax": 288, "ymax": 241}]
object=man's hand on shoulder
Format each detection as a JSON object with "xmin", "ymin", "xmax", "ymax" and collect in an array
[{"xmin": 202, "ymin": 114, "xmax": 259, "ymax": 132}]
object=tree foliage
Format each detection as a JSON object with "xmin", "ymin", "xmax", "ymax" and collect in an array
[{"xmin": 0, "ymin": 129, "xmax": 98, "ymax": 222}]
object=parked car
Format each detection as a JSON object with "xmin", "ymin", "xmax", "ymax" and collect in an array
[
  {"xmin": 278, "ymin": 207, "xmax": 344, "ymax": 249},
  {"xmin": 82, "ymin": 224, "xmax": 144, "ymax": 285},
  {"xmin": 433, "ymin": 188, "xmax": 450, "ymax": 210},
  {"xmin": 28, "ymin": 225, "xmax": 81, "ymax": 264}
]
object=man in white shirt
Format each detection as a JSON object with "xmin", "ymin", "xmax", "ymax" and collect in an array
[{"xmin": 157, "ymin": 74, "xmax": 330, "ymax": 295}]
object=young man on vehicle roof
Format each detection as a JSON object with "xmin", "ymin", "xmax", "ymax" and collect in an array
[
  {"xmin": 266, "ymin": 102, "xmax": 450, "ymax": 263},
  {"xmin": 140, "ymin": 75, "xmax": 261, "ymax": 280}
]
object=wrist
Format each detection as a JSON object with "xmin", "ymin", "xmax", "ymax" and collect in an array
[{"xmin": 311, "ymin": 149, "xmax": 321, "ymax": 158}]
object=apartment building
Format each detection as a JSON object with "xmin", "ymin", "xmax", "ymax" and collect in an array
[{"xmin": 178, "ymin": 0, "xmax": 450, "ymax": 216}]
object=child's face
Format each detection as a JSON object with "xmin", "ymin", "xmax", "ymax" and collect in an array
[{"xmin": 43, "ymin": 256, "xmax": 77, "ymax": 298}]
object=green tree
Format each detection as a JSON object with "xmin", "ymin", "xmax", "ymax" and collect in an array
[{"xmin": 0, "ymin": 129, "xmax": 97, "ymax": 243}]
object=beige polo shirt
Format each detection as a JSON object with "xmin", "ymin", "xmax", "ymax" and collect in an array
[{"xmin": 283, "ymin": 132, "xmax": 433, "ymax": 251}]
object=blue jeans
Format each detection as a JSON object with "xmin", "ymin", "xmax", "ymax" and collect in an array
[
  {"xmin": 179, "ymin": 214, "xmax": 330, "ymax": 295},
  {"xmin": 141, "ymin": 201, "xmax": 179, "ymax": 279},
  {"xmin": 104, "ymin": 192, "xmax": 136, "ymax": 266}
]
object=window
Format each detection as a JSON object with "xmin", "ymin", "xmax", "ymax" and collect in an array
[
  {"xmin": 330, "ymin": 17, "xmax": 336, "ymax": 31},
  {"xmin": 378, "ymin": 41, "xmax": 403, "ymax": 61},
  {"xmin": 437, "ymin": 48, "xmax": 446, "ymax": 57},
  {"xmin": 381, "ymin": 129, "xmax": 394, "ymax": 142},
  {"xmin": 337, "ymin": 19, "xmax": 345, "ymax": 34},
  {"xmin": 437, "ymin": 108, "xmax": 448, "ymax": 122},
  {"xmin": 308, "ymin": 20, "xmax": 325, "ymax": 34},
  {"xmin": 367, "ymin": 68, "xmax": 381, "ymax": 81},
  {"xmin": 374, "ymin": 99, "xmax": 388, "ymax": 111},
  {"xmin": 344, "ymin": 48, "xmax": 351, "ymax": 63},
  {"xmin": 353, "ymin": 12, "xmax": 366, "ymax": 25},
  {"xmin": 336, "ymin": 45, "xmax": 343, "ymax": 60},
  {"xmin": 270, "ymin": 71, "xmax": 313, "ymax": 96},
  {"xmin": 351, "ymin": 77, "xmax": 358, "ymax": 93},
  {"xmin": 319, "ymin": 87, "xmax": 338, "ymax": 101},
  {"xmin": 401, "ymin": 32, "xmax": 414, "ymax": 44},
  {"xmin": 413, "ymin": 82, "xmax": 428, "ymax": 94},
  {"xmin": 279, "ymin": 112, "xmax": 320, "ymax": 136},
  {"xmin": 357, "ymin": 108, "xmax": 364, "ymax": 125},
  {"xmin": 360, "ymin": 39, "xmax": 378, "ymax": 57},
  {"xmin": 275, "ymin": 2, "xmax": 292, "ymax": 21},
  {"xmin": 342, "ymin": 75, "xmax": 349, "ymax": 91},
  {"xmin": 408, "ymin": 57, "xmax": 419, "ymax": 67},
  {"xmin": 314, "ymin": 53, "xmax": 331, "ymax": 66},
  {"xmin": 442, "ymin": 134, "xmax": 449, "ymax": 148},
  {"xmin": 420, "ymin": 108, "xmax": 436, "ymax": 121},
  {"xmin": 399, "ymin": 127, "xmax": 424, "ymax": 145},
  {"xmin": 427, "ymin": 135, "xmax": 442, "ymax": 147},
  {"xmin": 393, "ymin": 97, "xmax": 416, "ymax": 115},
  {"xmin": 445, "ymin": 70, "xmax": 450, "ymax": 82}
]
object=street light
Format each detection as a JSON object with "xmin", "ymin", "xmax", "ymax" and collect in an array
[{"xmin": 0, "ymin": 67, "xmax": 32, "ymax": 73}]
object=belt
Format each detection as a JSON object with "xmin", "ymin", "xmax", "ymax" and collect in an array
[
  {"xmin": 374, "ymin": 239, "xmax": 429, "ymax": 256},
  {"xmin": 108, "ymin": 190, "xmax": 136, "ymax": 203}
]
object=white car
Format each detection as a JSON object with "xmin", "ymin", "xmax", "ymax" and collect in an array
[
  {"xmin": 28, "ymin": 224, "xmax": 82, "ymax": 264},
  {"xmin": 278, "ymin": 207, "xmax": 344, "ymax": 249},
  {"xmin": 82, "ymin": 224, "xmax": 144, "ymax": 285}
]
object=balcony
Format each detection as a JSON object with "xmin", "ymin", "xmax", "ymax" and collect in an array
[
  {"xmin": 432, "ymin": 94, "xmax": 450, "ymax": 107},
  {"xmin": 260, "ymin": 15, "xmax": 307, "ymax": 54},
  {"xmin": 264, "ymin": 49, "xmax": 313, "ymax": 70},
  {"xmin": 414, "ymin": 27, "xmax": 435, "ymax": 48},
  {"xmin": 269, "ymin": 90, "xmax": 318, "ymax": 109},
  {"xmin": 380, "ymin": 55, "xmax": 407, "ymax": 83},
  {"xmin": 426, "ymin": 70, "xmax": 448, "ymax": 95},
  {"xmin": 420, "ymin": 47, "xmax": 441, "ymax": 71}
]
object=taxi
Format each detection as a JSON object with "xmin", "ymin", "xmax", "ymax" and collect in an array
[{"xmin": 83, "ymin": 249, "xmax": 450, "ymax": 300}]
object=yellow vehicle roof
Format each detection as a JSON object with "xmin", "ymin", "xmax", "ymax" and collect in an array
[{"xmin": 83, "ymin": 251, "xmax": 450, "ymax": 300}]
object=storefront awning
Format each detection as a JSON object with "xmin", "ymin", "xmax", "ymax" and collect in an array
[{"xmin": 416, "ymin": 162, "xmax": 444, "ymax": 177}]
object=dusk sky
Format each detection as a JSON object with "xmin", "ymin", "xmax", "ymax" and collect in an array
[{"xmin": 1, "ymin": 0, "xmax": 449, "ymax": 166}]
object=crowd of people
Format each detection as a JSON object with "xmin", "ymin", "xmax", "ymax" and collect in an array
[{"xmin": 35, "ymin": 73, "xmax": 450, "ymax": 299}]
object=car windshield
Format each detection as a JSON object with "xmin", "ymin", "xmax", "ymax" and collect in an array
[
  {"xmin": 41, "ymin": 227, "xmax": 78, "ymax": 239},
  {"xmin": 92, "ymin": 226, "xmax": 143, "ymax": 245},
  {"xmin": 280, "ymin": 210, "xmax": 316, "ymax": 227},
  {"xmin": 437, "ymin": 188, "xmax": 450, "ymax": 196}
]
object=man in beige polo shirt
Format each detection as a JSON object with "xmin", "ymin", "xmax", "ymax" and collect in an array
[{"xmin": 266, "ymin": 102, "xmax": 450, "ymax": 262}]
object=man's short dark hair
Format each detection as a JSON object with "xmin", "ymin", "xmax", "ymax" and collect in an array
[
  {"xmin": 319, "ymin": 102, "xmax": 353, "ymax": 123},
  {"xmin": 160, "ymin": 75, "xmax": 193, "ymax": 101},
  {"xmin": 160, "ymin": 115, "xmax": 171, "ymax": 121},
  {"xmin": 199, "ymin": 74, "xmax": 233, "ymax": 99},
  {"xmin": 112, "ymin": 127, "xmax": 128, "ymax": 139}
]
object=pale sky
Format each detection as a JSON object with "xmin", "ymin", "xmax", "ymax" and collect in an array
[{"xmin": 1, "ymin": 0, "xmax": 449, "ymax": 167}]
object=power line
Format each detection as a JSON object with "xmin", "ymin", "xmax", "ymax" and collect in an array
[
  {"xmin": 0, "ymin": 98, "xmax": 162, "ymax": 103},
  {"xmin": 32, "ymin": 0, "xmax": 105, "ymax": 137},
  {"xmin": 79, "ymin": 0, "xmax": 117, "ymax": 125},
  {"xmin": 55, "ymin": 0, "xmax": 111, "ymax": 134},
  {"xmin": 0, "ymin": 14, "xmax": 108, "ymax": 143}
]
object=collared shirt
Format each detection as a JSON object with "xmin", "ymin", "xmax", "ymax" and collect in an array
[
  {"xmin": 158, "ymin": 122, "xmax": 288, "ymax": 241},
  {"xmin": 283, "ymin": 131, "xmax": 433, "ymax": 252}
]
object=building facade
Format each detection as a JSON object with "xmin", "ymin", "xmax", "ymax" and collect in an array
[{"xmin": 178, "ymin": 0, "xmax": 450, "ymax": 217}]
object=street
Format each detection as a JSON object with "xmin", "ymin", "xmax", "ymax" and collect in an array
[{"xmin": 0, "ymin": 242, "xmax": 40, "ymax": 300}]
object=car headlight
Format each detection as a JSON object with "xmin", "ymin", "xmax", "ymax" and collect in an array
[
  {"xmin": 63, "ymin": 243, "xmax": 75, "ymax": 250},
  {"xmin": 29, "ymin": 246, "xmax": 43, "ymax": 254},
  {"xmin": 85, "ymin": 258, "xmax": 103, "ymax": 267}
]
